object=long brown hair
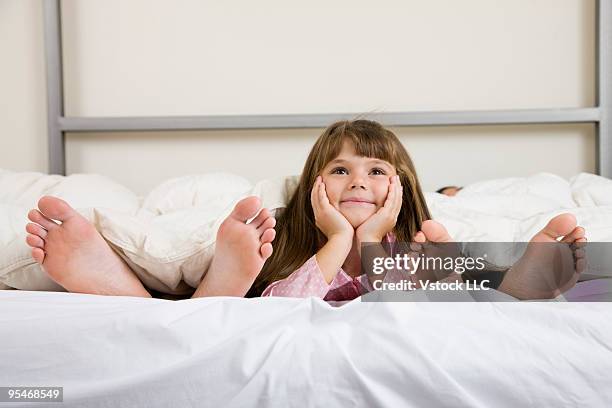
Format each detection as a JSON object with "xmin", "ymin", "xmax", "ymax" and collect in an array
[{"xmin": 247, "ymin": 119, "xmax": 431, "ymax": 297}]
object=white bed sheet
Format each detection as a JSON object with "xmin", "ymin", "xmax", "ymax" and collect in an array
[{"xmin": 1, "ymin": 290, "xmax": 611, "ymax": 407}]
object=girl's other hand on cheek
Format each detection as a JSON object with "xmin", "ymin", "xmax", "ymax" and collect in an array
[
  {"xmin": 356, "ymin": 175, "xmax": 402, "ymax": 243},
  {"xmin": 311, "ymin": 176, "xmax": 354, "ymax": 240}
]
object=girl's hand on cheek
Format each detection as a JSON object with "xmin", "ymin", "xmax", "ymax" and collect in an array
[
  {"xmin": 311, "ymin": 176, "xmax": 354, "ymax": 240},
  {"xmin": 356, "ymin": 175, "xmax": 403, "ymax": 242}
]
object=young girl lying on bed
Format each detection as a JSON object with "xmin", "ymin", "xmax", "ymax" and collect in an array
[{"xmin": 248, "ymin": 119, "xmax": 587, "ymax": 301}]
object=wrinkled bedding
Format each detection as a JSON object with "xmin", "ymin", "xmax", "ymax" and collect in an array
[
  {"xmin": 1, "ymin": 170, "xmax": 611, "ymax": 293},
  {"xmin": 1, "ymin": 291, "xmax": 611, "ymax": 407}
]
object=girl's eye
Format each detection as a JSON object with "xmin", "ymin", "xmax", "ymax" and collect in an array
[
  {"xmin": 331, "ymin": 167, "xmax": 348, "ymax": 175},
  {"xmin": 370, "ymin": 168, "xmax": 386, "ymax": 176}
]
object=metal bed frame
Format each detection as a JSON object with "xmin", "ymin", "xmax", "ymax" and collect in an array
[{"xmin": 42, "ymin": 0, "xmax": 612, "ymax": 178}]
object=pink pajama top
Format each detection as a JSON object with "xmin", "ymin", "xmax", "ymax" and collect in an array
[{"xmin": 261, "ymin": 233, "xmax": 418, "ymax": 301}]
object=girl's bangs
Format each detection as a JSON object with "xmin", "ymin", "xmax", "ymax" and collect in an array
[
  {"xmin": 345, "ymin": 132, "xmax": 396, "ymax": 164},
  {"xmin": 317, "ymin": 120, "xmax": 399, "ymax": 171}
]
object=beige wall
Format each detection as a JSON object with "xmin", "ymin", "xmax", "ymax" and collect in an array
[
  {"xmin": 1, "ymin": 0, "xmax": 598, "ymax": 195},
  {"xmin": 0, "ymin": 0, "xmax": 48, "ymax": 172},
  {"xmin": 61, "ymin": 0, "xmax": 595, "ymax": 115}
]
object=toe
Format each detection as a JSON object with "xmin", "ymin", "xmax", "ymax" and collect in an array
[
  {"xmin": 257, "ymin": 217, "xmax": 276, "ymax": 237},
  {"xmin": 413, "ymin": 231, "xmax": 426, "ymax": 243},
  {"xmin": 539, "ymin": 213, "xmax": 577, "ymax": 240},
  {"xmin": 260, "ymin": 242, "xmax": 273, "ymax": 259},
  {"xmin": 28, "ymin": 209, "xmax": 58, "ymax": 230},
  {"xmin": 260, "ymin": 228, "xmax": 276, "ymax": 244},
  {"xmin": 26, "ymin": 234, "xmax": 45, "ymax": 249},
  {"xmin": 231, "ymin": 196, "xmax": 262, "ymax": 222},
  {"xmin": 574, "ymin": 226, "xmax": 585, "ymax": 239},
  {"xmin": 26, "ymin": 222, "xmax": 48, "ymax": 239},
  {"xmin": 561, "ymin": 226, "xmax": 585, "ymax": 243},
  {"xmin": 574, "ymin": 248, "xmax": 585, "ymax": 259},
  {"xmin": 576, "ymin": 258, "xmax": 587, "ymax": 274},
  {"xmin": 251, "ymin": 208, "xmax": 271, "ymax": 228},
  {"xmin": 38, "ymin": 196, "xmax": 78, "ymax": 222},
  {"xmin": 421, "ymin": 220, "xmax": 453, "ymax": 243},
  {"xmin": 31, "ymin": 247, "xmax": 45, "ymax": 264}
]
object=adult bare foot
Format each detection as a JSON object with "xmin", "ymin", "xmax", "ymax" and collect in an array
[
  {"xmin": 498, "ymin": 213, "xmax": 587, "ymax": 300},
  {"xmin": 25, "ymin": 196, "xmax": 151, "ymax": 297},
  {"xmin": 192, "ymin": 196, "xmax": 276, "ymax": 298}
]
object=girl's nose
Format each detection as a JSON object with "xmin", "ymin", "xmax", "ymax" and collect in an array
[{"xmin": 349, "ymin": 175, "xmax": 367, "ymax": 190}]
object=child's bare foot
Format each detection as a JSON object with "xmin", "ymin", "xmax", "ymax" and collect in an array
[
  {"xmin": 25, "ymin": 196, "xmax": 151, "ymax": 297},
  {"xmin": 414, "ymin": 220, "xmax": 454, "ymax": 243},
  {"xmin": 498, "ymin": 213, "xmax": 587, "ymax": 300},
  {"xmin": 411, "ymin": 220, "xmax": 461, "ymax": 283},
  {"xmin": 192, "ymin": 196, "xmax": 276, "ymax": 298}
]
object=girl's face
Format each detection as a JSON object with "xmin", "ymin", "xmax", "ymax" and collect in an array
[{"xmin": 320, "ymin": 140, "xmax": 397, "ymax": 228}]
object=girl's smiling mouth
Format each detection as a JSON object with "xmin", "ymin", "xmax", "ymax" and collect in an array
[{"xmin": 340, "ymin": 197, "xmax": 376, "ymax": 206}]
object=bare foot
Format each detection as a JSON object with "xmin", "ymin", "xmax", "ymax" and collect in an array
[
  {"xmin": 25, "ymin": 196, "xmax": 151, "ymax": 297},
  {"xmin": 498, "ymin": 213, "xmax": 587, "ymax": 300},
  {"xmin": 414, "ymin": 220, "xmax": 454, "ymax": 243},
  {"xmin": 411, "ymin": 220, "xmax": 462, "ymax": 283},
  {"xmin": 192, "ymin": 196, "xmax": 276, "ymax": 298}
]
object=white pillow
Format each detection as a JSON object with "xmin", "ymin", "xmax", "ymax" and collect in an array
[
  {"xmin": 570, "ymin": 173, "xmax": 612, "ymax": 207},
  {"xmin": 0, "ymin": 170, "xmax": 139, "ymax": 212},
  {"xmin": 449, "ymin": 173, "xmax": 575, "ymax": 218}
]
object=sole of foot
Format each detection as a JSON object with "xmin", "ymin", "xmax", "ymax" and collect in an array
[
  {"xmin": 192, "ymin": 196, "xmax": 276, "ymax": 298},
  {"xmin": 498, "ymin": 213, "xmax": 587, "ymax": 300},
  {"xmin": 25, "ymin": 196, "xmax": 150, "ymax": 297}
]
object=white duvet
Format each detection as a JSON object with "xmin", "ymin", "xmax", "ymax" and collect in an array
[{"xmin": 1, "ymin": 291, "xmax": 611, "ymax": 407}]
